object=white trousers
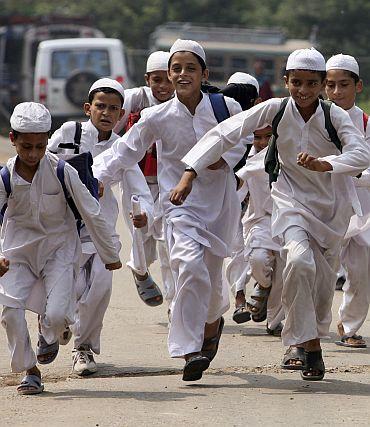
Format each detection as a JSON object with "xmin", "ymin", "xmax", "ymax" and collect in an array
[
  {"xmin": 249, "ymin": 248, "xmax": 284, "ymax": 329},
  {"xmin": 127, "ymin": 183, "xmax": 176, "ymax": 303},
  {"xmin": 167, "ymin": 227, "xmax": 229, "ymax": 357},
  {"xmin": 1, "ymin": 260, "xmax": 74, "ymax": 372},
  {"xmin": 281, "ymin": 226, "xmax": 339, "ymax": 346},
  {"xmin": 339, "ymin": 238, "xmax": 370, "ymax": 336},
  {"xmin": 70, "ymin": 252, "xmax": 113, "ymax": 354},
  {"xmin": 225, "ymin": 220, "xmax": 250, "ymax": 295}
]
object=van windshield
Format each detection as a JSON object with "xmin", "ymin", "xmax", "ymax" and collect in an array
[{"xmin": 51, "ymin": 49, "xmax": 110, "ymax": 78}]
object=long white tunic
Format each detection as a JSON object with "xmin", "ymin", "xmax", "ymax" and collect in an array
[
  {"xmin": 93, "ymin": 93, "xmax": 244, "ymax": 257},
  {"xmin": 183, "ymin": 97, "xmax": 370, "ymax": 250},
  {"xmin": 48, "ymin": 119, "xmax": 154, "ymax": 252},
  {"xmin": 0, "ymin": 152, "xmax": 120, "ymax": 311}
]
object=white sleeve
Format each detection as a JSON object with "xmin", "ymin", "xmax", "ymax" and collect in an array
[
  {"xmin": 0, "ymin": 175, "xmax": 8, "ymax": 259},
  {"xmin": 182, "ymin": 98, "xmax": 281, "ymax": 173},
  {"xmin": 47, "ymin": 121, "xmax": 77, "ymax": 153},
  {"xmin": 63, "ymin": 164, "xmax": 120, "ymax": 264},
  {"xmin": 320, "ymin": 105, "xmax": 370, "ymax": 176},
  {"xmin": 93, "ymin": 114, "xmax": 158, "ymax": 186}
]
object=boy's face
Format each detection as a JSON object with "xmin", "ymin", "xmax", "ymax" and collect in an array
[
  {"xmin": 168, "ymin": 52, "xmax": 209, "ymax": 99},
  {"xmin": 253, "ymin": 126, "xmax": 272, "ymax": 153},
  {"xmin": 285, "ymin": 70, "xmax": 325, "ymax": 110},
  {"xmin": 325, "ymin": 69, "xmax": 362, "ymax": 110},
  {"xmin": 84, "ymin": 92, "xmax": 124, "ymax": 132},
  {"xmin": 145, "ymin": 70, "xmax": 174, "ymax": 103},
  {"xmin": 10, "ymin": 132, "xmax": 48, "ymax": 169}
]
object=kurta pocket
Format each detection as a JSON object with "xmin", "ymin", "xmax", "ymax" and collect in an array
[{"xmin": 40, "ymin": 193, "xmax": 66, "ymax": 217}]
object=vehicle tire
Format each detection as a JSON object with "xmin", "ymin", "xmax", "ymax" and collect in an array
[{"xmin": 65, "ymin": 71, "xmax": 99, "ymax": 107}]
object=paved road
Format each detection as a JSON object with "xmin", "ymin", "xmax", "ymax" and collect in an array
[{"xmin": 0, "ymin": 136, "xmax": 370, "ymax": 426}]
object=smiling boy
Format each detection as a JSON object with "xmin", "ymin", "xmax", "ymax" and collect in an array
[{"xmin": 172, "ymin": 48, "xmax": 370, "ymax": 381}]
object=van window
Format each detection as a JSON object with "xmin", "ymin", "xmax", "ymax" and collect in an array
[{"xmin": 51, "ymin": 49, "xmax": 110, "ymax": 79}]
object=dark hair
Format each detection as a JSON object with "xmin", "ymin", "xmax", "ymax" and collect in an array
[
  {"xmin": 221, "ymin": 83, "xmax": 258, "ymax": 111},
  {"xmin": 285, "ymin": 69, "xmax": 327, "ymax": 82},
  {"xmin": 11, "ymin": 129, "xmax": 51, "ymax": 138},
  {"xmin": 88, "ymin": 87, "xmax": 124, "ymax": 107},
  {"xmin": 343, "ymin": 70, "xmax": 360, "ymax": 84},
  {"xmin": 168, "ymin": 51, "xmax": 207, "ymax": 72}
]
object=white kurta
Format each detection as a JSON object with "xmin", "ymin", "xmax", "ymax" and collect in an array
[
  {"xmin": 93, "ymin": 92, "xmax": 244, "ymax": 356},
  {"xmin": 339, "ymin": 105, "xmax": 370, "ymax": 336},
  {"xmin": 0, "ymin": 152, "xmax": 119, "ymax": 371},
  {"xmin": 182, "ymin": 96, "xmax": 370, "ymax": 346},
  {"xmin": 48, "ymin": 120, "xmax": 152, "ymax": 352}
]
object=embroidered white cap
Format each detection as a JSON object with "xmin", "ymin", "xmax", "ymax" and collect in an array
[
  {"xmin": 146, "ymin": 51, "xmax": 171, "ymax": 72},
  {"xmin": 88, "ymin": 78, "xmax": 125, "ymax": 99},
  {"xmin": 169, "ymin": 39, "xmax": 206, "ymax": 64},
  {"xmin": 10, "ymin": 102, "xmax": 51, "ymax": 133},
  {"xmin": 326, "ymin": 54, "xmax": 359, "ymax": 76},
  {"xmin": 227, "ymin": 72, "xmax": 259, "ymax": 93},
  {"xmin": 286, "ymin": 47, "xmax": 326, "ymax": 72}
]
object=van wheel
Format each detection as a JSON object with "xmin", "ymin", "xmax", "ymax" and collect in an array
[{"xmin": 65, "ymin": 71, "xmax": 99, "ymax": 107}]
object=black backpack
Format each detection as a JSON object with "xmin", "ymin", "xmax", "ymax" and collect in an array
[{"xmin": 264, "ymin": 98, "xmax": 342, "ymax": 186}]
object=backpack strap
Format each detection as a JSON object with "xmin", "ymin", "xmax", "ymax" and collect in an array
[
  {"xmin": 264, "ymin": 97, "xmax": 289, "ymax": 186},
  {"xmin": 209, "ymin": 93, "xmax": 230, "ymax": 123},
  {"xmin": 56, "ymin": 159, "xmax": 81, "ymax": 229},
  {"xmin": 56, "ymin": 122, "xmax": 82, "ymax": 153},
  {"xmin": 363, "ymin": 112, "xmax": 368, "ymax": 132},
  {"xmin": 0, "ymin": 166, "xmax": 11, "ymax": 218},
  {"xmin": 320, "ymin": 100, "xmax": 342, "ymax": 152}
]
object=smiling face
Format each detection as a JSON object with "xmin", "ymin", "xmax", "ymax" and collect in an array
[
  {"xmin": 285, "ymin": 70, "xmax": 326, "ymax": 114},
  {"xmin": 325, "ymin": 69, "xmax": 362, "ymax": 110},
  {"xmin": 10, "ymin": 131, "xmax": 48, "ymax": 171},
  {"xmin": 84, "ymin": 91, "xmax": 124, "ymax": 135},
  {"xmin": 145, "ymin": 70, "xmax": 174, "ymax": 103},
  {"xmin": 168, "ymin": 51, "xmax": 209, "ymax": 100}
]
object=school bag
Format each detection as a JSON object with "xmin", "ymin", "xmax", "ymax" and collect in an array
[{"xmin": 265, "ymin": 98, "xmax": 349, "ymax": 186}]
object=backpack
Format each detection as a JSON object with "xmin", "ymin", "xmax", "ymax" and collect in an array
[{"xmin": 265, "ymin": 98, "xmax": 343, "ymax": 186}]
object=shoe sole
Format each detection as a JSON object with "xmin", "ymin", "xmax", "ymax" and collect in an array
[{"xmin": 75, "ymin": 368, "xmax": 97, "ymax": 376}]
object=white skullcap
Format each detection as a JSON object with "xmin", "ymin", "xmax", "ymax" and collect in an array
[
  {"xmin": 326, "ymin": 54, "xmax": 359, "ymax": 76},
  {"xmin": 10, "ymin": 102, "xmax": 51, "ymax": 133},
  {"xmin": 88, "ymin": 78, "xmax": 125, "ymax": 100},
  {"xmin": 286, "ymin": 47, "xmax": 326, "ymax": 72},
  {"xmin": 169, "ymin": 39, "xmax": 206, "ymax": 64},
  {"xmin": 227, "ymin": 72, "xmax": 259, "ymax": 93},
  {"xmin": 146, "ymin": 51, "xmax": 171, "ymax": 73}
]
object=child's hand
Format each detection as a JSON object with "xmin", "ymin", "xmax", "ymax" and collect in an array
[
  {"xmin": 105, "ymin": 260, "xmax": 122, "ymax": 271},
  {"xmin": 130, "ymin": 211, "xmax": 148, "ymax": 228},
  {"xmin": 297, "ymin": 152, "xmax": 333, "ymax": 172},
  {"xmin": 98, "ymin": 181, "xmax": 104, "ymax": 198},
  {"xmin": 0, "ymin": 258, "xmax": 9, "ymax": 276},
  {"xmin": 170, "ymin": 170, "xmax": 196, "ymax": 205},
  {"xmin": 207, "ymin": 158, "xmax": 226, "ymax": 170}
]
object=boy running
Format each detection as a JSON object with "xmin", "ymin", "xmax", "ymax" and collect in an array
[
  {"xmin": 0, "ymin": 102, "xmax": 121, "ymax": 394},
  {"xmin": 171, "ymin": 48, "xmax": 370, "ymax": 381},
  {"xmin": 326, "ymin": 54, "xmax": 370, "ymax": 348}
]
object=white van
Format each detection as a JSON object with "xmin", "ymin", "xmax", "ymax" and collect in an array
[{"xmin": 34, "ymin": 38, "xmax": 132, "ymax": 127}]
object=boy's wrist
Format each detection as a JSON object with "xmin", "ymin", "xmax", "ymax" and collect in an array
[{"xmin": 184, "ymin": 166, "xmax": 197, "ymax": 177}]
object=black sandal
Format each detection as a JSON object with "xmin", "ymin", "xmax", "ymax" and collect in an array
[
  {"xmin": 232, "ymin": 305, "xmax": 251, "ymax": 324},
  {"xmin": 281, "ymin": 346, "xmax": 305, "ymax": 370},
  {"xmin": 202, "ymin": 317, "xmax": 225, "ymax": 362},
  {"xmin": 182, "ymin": 354, "xmax": 210, "ymax": 381},
  {"xmin": 300, "ymin": 350, "xmax": 325, "ymax": 381}
]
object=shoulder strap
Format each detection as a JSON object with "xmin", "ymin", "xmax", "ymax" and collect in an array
[
  {"xmin": 209, "ymin": 93, "xmax": 230, "ymax": 123},
  {"xmin": 363, "ymin": 112, "xmax": 368, "ymax": 132},
  {"xmin": 74, "ymin": 122, "xmax": 82, "ymax": 153},
  {"xmin": 320, "ymin": 100, "xmax": 342, "ymax": 152},
  {"xmin": 56, "ymin": 159, "xmax": 68, "ymax": 199},
  {"xmin": 0, "ymin": 166, "xmax": 11, "ymax": 197},
  {"xmin": 264, "ymin": 97, "xmax": 289, "ymax": 186}
]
